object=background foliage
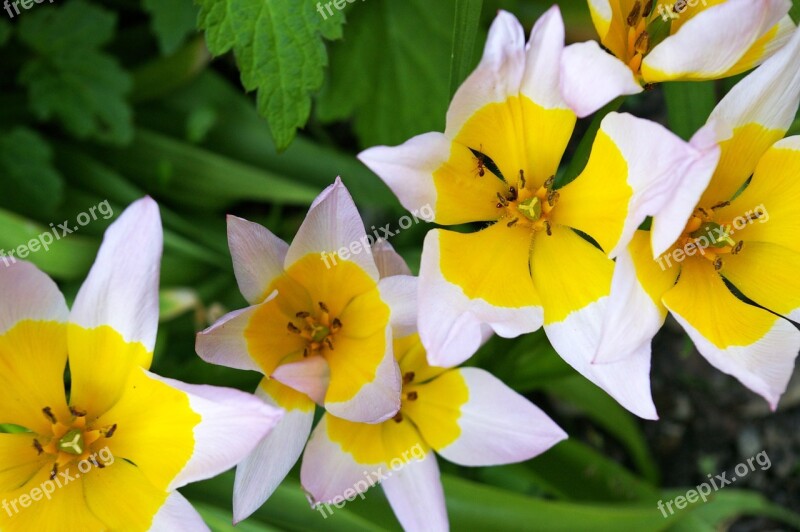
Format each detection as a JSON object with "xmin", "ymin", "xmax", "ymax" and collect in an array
[{"xmin": 1, "ymin": 0, "xmax": 799, "ymax": 530}]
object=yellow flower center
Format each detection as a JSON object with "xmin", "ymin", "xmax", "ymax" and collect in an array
[
  {"xmin": 286, "ymin": 301, "xmax": 343, "ymax": 357},
  {"xmin": 674, "ymin": 201, "xmax": 751, "ymax": 270},
  {"xmin": 35, "ymin": 406, "xmax": 117, "ymax": 479},
  {"xmin": 495, "ymin": 171, "xmax": 559, "ymax": 235}
]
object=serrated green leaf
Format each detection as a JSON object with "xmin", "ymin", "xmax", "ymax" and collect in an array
[
  {"xmin": 316, "ymin": 0, "xmax": 454, "ymax": 147},
  {"xmin": 17, "ymin": 0, "xmax": 133, "ymax": 144},
  {"xmin": 196, "ymin": 0, "xmax": 344, "ymax": 150},
  {"xmin": 0, "ymin": 127, "xmax": 64, "ymax": 217},
  {"xmin": 142, "ymin": 0, "xmax": 199, "ymax": 55}
]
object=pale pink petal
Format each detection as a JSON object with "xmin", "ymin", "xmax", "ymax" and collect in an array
[
  {"xmin": 227, "ymin": 215, "xmax": 289, "ymax": 305},
  {"xmin": 69, "ymin": 197, "xmax": 162, "ymax": 350}
]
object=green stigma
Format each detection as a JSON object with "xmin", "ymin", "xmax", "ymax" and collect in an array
[
  {"xmin": 518, "ymin": 197, "xmax": 542, "ymax": 222},
  {"xmin": 691, "ymin": 222, "xmax": 734, "ymax": 248},
  {"xmin": 311, "ymin": 325, "xmax": 331, "ymax": 343},
  {"xmin": 58, "ymin": 429, "xmax": 85, "ymax": 455}
]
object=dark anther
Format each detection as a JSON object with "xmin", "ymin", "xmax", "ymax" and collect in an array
[{"xmin": 42, "ymin": 407, "xmax": 57, "ymax": 424}]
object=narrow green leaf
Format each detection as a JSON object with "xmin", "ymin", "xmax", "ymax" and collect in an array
[
  {"xmin": 0, "ymin": 19, "xmax": 11, "ymax": 46},
  {"xmin": 196, "ymin": 0, "xmax": 345, "ymax": 150},
  {"xmin": 663, "ymin": 81, "xmax": 716, "ymax": 140},
  {"xmin": 449, "ymin": 0, "xmax": 483, "ymax": 97},
  {"xmin": 131, "ymin": 37, "xmax": 211, "ymax": 102},
  {"xmin": 96, "ymin": 129, "xmax": 320, "ymax": 210},
  {"xmin": 791, "ymin": 0, "xmax": 800, "ymax": 24}
]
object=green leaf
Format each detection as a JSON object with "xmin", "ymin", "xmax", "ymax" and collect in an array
[
  {"xmin": 0, "ymin": 128, "xmax": 64, "ymax": 218},
  {"xmin": 142, "ymin": 0, "xmax": 199, "ymax": 55},
  {"xmin": 316, "ymin": 0, "xmax": 454, "ymax": 147},
  {"xmin": 17, "ymin": 0, "xmax": 133, "ymax": 144},
  {"xmin": 449, "ymin": 0, "xmax": 483, "ymax": 98},
  {"xmin": 196, "ymin": 0, "xmax": 345, "ymax": 150},
  {"xmin": 193, "ymin": 502, "xmax": 282, "ymax": 531},
  {"xmin": 663, "ymin": 81, "xmax": 716, "ymax": 140},
  {"xmin": 791, "ymin": 0, "xmax": 800, "ymax": 24},
  {"xmin": 663, "ymin": 489, "xmax": 800, "ymax": 530}
]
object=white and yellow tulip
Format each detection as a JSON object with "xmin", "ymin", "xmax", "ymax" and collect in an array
[
  {"xmin": 359, "ymin": 8, "xmax": 720, "ymax": 419},
  {"xmin": 595, "ymin": 26, "xmax": 800, "ymax": 411},
  {"xmin": 0, "ymin": 198, "xmax": 282, "ymax": 531},
  {"xmin": 562, "ymin": 0, "xmax": 796, "ymax": 116}
]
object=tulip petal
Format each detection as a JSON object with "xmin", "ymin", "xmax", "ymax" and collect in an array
[
  {"xmin": 642, "ymin": 0, "xmax": 792, "ymax": 82},
  {"xmin": 285, "ymin": 178, "xmax": 379, "ymax": 281},
  {"xmin": 520, "ymin": 6, "xmax": 569, "ymax": 111},
  {"xmin": 0, "ymin": 262, "xmax": 69, "ymax": 433},
  {"xmin": 419, "ymin": 228, "xmax": 543, "ymax": 367},
  {"xmin": 446, "ymin": 10, "xmax": 527, "ymax": 138},
  {"xmin": 532, "ymin": 225, "xmax": 658, "ymax": 419},
  {"xmin": 560, "ymin": 41, "xmax": 643, "ymax": 118},
  {"xmin": 408, "ymin": 367, "xmax": 566, "ymax": 466},
  {"xmin": 371, "ymin": 239, "xmax": 412, "ymax": 278},
  {"xmin": 595, "ymin": 231, "xmax": 678, "ymax": 364},
  {"xmin": 227, "ymin": 215, "xmax": 289, "ymax": 305},
  {"xmin": 697, "ymin": 26, "xmax": 800, "ymax": 207},
  {"xmin": 324, "ymin": 326, "xmax": 401, "ymax": 423},
  {"xmin": 149, "ymin": 491, "xmax": 209, "ymax": 532},
  {"xmin": 378, "ymin": 275, "xmax": 419, "ymax": 338},
  {"xmin": 69, "ymin": 197, "xmax": 162, "ymax": 351},
  {"xmin": 0, "ymin": 433, "xmax": 51, "ymax": 492},
  {"xmin": 67, "ymin": 198, "xmax": 162, "ymax": 416},
  {"xmin": 271, "ymin": 355, "xmax": 330, "ymax": 405},
  {"xmin": 381, "ymin": 455, "xmax": 448, "ymax": 532},
  {"xmin": 195, "ymin": 295, "xmax": 279, "ymax": 374},
  {"xmin": 553, "ymin": 112, "xmax": 719, "ymax": 259},
  {"xmin": 233, "ymin": 379, "xmax": 314, "ymax": 523},
  {"xmin": 663, "ymin": 258, "xmax": 800, "ymax": 409}
]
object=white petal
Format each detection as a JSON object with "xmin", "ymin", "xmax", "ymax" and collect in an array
[
  {"xmin": 704, "ymin": 24, "xmax": 800, "ymax": 143},
  {"xmin": 358, "ymin": 132, "xmax": 445, "ymax": 220},
  {"xmin": 149, "ymin": 491, "xmax": 209, "ymax": 532},
  {"xmin": 378, "ymin": 275, "xmax": 419, "ymax": 338},
  {"xmin": 300, "ymin": 416, "xmax": 380, "ymax": 506},
  {"xmin": 650, "ymin": 122, "xmax": 723, "ymax": 258},
  {"xmin": 435, "ymin": 368, "xmax": 566, "ymax": 466},
  {"xmin": 70, "ymin": 197, "xmax": 162, "ymax": 350},
  {"xmin": 595, "ymin": 240, "xmax": 669, "ymax": 364},
  {"xmin": 381, "ymin": 455, "xmax": 448, "ymax": 532},
  {"xmin": 233, "ymin": 382, "xmax": 314, "ymax": 523},
  {"xmin": 596, "ymin": 112, "xmax": 719, "ymax": 259},
  {"xmin": 195, "ymin": 295, "xmax": 277, "ymax": 373},
  {"xmin": 227, "ymin": 215, "xmax": 289, "ymax": 305},
  {"xmin": 372, "ymin": 239, "xmax": 412, "ymax": 278},
  {"xmin": 642, "ymin": 0, "xmax": 791, "ymax": 82},
  {"xmin": 324, "ymin": 327, "xmax": 401, "ymax": 423},
  {"xmin": 145, "ymin": 372, "xmax": 284, "ymax": 490},
  {"xmin": 520, "ymin": 5, "xmax": 569, "ymax": 110},
  {"xmin": 545, "ymin": 299, "xmax": 659, "ymax": 420},
  {"xmin": 271, "ymin": 356, "xmax": 330, "ymax": 405},
  {"xmin": 560, "ymin": 41, "xmax": 643, "ymax": 118},
  {"xmin": 419, "ymin": 230, "xmax": 542, "ymax": 367},
  {"xmin": 285, "ymin": 177, "xmax": 379, "ymax": 280},
  {"xmin": 0, "ymin": 260, "xmax": 68, "ymax": 334},
  {"xmin": 445, "ymin": 10, "xmax": 527, "ymax": 137}
]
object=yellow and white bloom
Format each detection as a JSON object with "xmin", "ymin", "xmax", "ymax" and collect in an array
[
  {"xmin": 561, "ymin": 0, "xmax": 796, "ymax": 116},
  {"xmin": 300, "ymin": 291, "xmax": 566, "ymax": 531},
  {"xmin": 359, "ymin": 8, "xmax": 719, "ymax": 419},
  {"xmin": 595, "ymin": 27, "xmax": 800, "ymax": 409},
  {"xmin": 0, "ymin": 198, "xmax": 282, "ymax": 531},
  {"xmin": 196, "ymin": 180, "xmax": 416, "ymax": 521}
]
